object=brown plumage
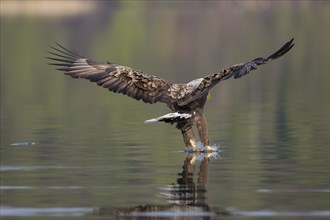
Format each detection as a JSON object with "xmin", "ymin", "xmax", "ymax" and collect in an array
[{"xmin": 47, "ymin": 38, "xmax": 294, "ymax": 152}]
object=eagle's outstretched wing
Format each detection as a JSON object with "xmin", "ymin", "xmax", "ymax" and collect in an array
[
  {"xmin": 177, "ymin": 38, "xmax": 295, "ymax": 106},
  {"xmin": 47, "ymin": 44, "xmax": 174, "ymax": 104}
]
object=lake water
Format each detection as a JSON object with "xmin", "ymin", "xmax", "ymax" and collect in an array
[
  {"xmin": 1, "ymin": 105, "xmax": 329, "ymax": 219},
  {"xmin": 1, "ymin": 1, "xmax": 329, "ymax": 219}
]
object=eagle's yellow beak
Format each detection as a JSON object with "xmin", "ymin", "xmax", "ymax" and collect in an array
[{"xmin": 207, "ymin": 92, "xmax": 211, "ymax": 100}]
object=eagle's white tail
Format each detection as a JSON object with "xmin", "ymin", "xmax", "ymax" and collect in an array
[{"xmin": 144, "ymin": 112, "xmax": 192, "ymax": 124}]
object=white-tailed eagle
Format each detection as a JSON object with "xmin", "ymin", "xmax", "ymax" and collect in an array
[{"xmin": 47, "ymin": 38, "xmax": 294, "ymax": 152}]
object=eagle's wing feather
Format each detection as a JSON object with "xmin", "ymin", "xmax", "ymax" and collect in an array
[
  {"xmin": 47, "ymin": 43, "xmax": 174, "ymax": 104},
  {"xmin": 177, "ymin": 38, "xmax": 294, "ymax": 106}
]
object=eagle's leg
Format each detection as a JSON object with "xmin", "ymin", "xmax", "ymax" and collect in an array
[
  {"xmin": 181, "ymin": 127, "xmax": 197, "ymax": 152},
  {"xmin": 195, "ymin": 112, "xmax": 212, "ymax": 152}
]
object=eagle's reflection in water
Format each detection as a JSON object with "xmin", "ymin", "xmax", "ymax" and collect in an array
[
  {"xmin": 160, "ymin": 153, "xmax": 210, "ymax": 207},
  {"xmin": 96, "ymin": 152, "xmax": 228, "ymax": 219}
]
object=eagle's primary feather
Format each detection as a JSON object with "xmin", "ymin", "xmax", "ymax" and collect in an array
[
  {"xmin": 47, "ymin": 43, "xmax": 176, "ymax": 105},
  {"xmin": 47, "ymin": 38, "xmax": 294, "ymax": 152}
]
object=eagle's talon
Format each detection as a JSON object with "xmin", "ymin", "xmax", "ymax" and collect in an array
[
  {"xmin": 205, "ymin": 145, "xmax": 214, "ymax": 152},
  {"xmin": 189, "ymin": 140, "xmax": 198, "ymax": 152}
]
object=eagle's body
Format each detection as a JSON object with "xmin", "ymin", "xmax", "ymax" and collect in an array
[{"xmin": 47, "ymin": 39, "xmax": 294, "ymax": 152}]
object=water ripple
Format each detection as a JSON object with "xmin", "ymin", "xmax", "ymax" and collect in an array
[
  {"xmin": 0, "ymin": 166, "xmax": 81, "ymax": 171},
  {"xmin": 0, "ymin": 206, "xmax": 94, "ymax": 217},
  {"xmin": 231, "ymin": 210, "xmax": 330, "ymax": 217},
  {"xmin": 256, "ymin": 188, "xmax": 330, "ymax": 193},
  {"xmin": 0, "ymin": 186, "xmax": 83, "ymax": 190}
]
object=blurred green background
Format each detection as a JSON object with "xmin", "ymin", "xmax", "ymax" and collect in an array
[{"xmin": 0, "ymin": 0, "xmax": 329, "ymax": 217}]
